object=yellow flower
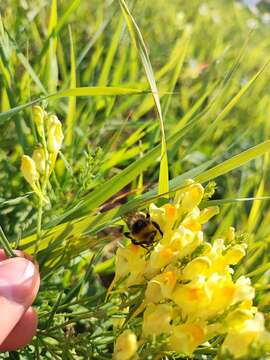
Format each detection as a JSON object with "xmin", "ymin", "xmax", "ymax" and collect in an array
[
  {"xmin": 222, "ymin": 312, "xmax": 270, "ymax": 358},
  {"xmin": 149, "ymin": 243, "xmax": 176, "ymax": 270},
  {"xmin": 32, "ymin": 148, "xmax": 46, "ymax": 174},
  {"xmin": 21, "ymin": 155, "xmax": 39, "ymax": 184},
  {"xmin": 181, "ymin": 257, "xmax": 211, "ymax": 281},
  {"xmin": 113, "ymin": 330, "xmax": 138, "ymax": 360},
  {"xmin": 149, "ymin": 203, "xmax": 177, "ymax": 233},
  {"xmin": 206, "ymin": 274, "xmax": 236, "ymax": 316},
  {"xmin": 144, "ymin": 271, "xmax": 177, "ymax": 304},
  {"xmin": 174, "ymin": 181, "xmax": 204, "ymax": 214},
  {"xmin": 47, "ymin": 115, "xmax": 64, "ymax": 154},
  {"xmin": 168, "ymin": 323, "xmax": 205, "ymax": 355},
  {"xmin": 142, "ymin": 303, "xmax": 172, "ymax": 336},
  {"xmin": 232, "ymin": 276, "xmax": 255, "ymax": 304},
  {"xmin": 224, "ymin": 244, "xmax": 247, "ymax": 265},
  {"xmin": 172, "ymin": 277, "xmax": 211, "ymax": 318},
  {"xmin": 21, "ymin": 155, "xmax": 48, "ymax": 203},
  {"xmin": 166, "ymin": 226, "xmax": 203, "ymax": 258},
  {"xmin": 115, "ymin": 244, "xmax": 147, "ymax": 286}
]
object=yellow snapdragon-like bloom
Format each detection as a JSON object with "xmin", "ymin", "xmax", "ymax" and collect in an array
[
  {"xmin": 144, "ymin": 270, "xmax": 177, "ymax": 304},
  {"xmin": 222, "ymin": 312, "xmax": 270, "ymax": 358},
  {"xmin": 32, "ymin": 148, "xmax": 46, "ymax": 174},
  {"xmin": 142, "ymin": 303, "xmax": 172, "ymax": 336},
  {"xmin": 112, "ymin": 180, "xmax": 270, "ymax": 358},
  {"xmin": 168, "ymin": 323, "xmax": 205, "ymax": 355},
  {"xmin": 113, "ymin": 330, "xmax": 138, "ymax": 360},
  {"xmin": 47, "ymin": 115, "xmax": 64, "ymax": 154},
  {"xmin": 21, "ymin": 155, "xmax": 39, "ymax": 185},
  {"xmin": 115, "ymin": 244, "xmax": 147, "ymax": 287}
]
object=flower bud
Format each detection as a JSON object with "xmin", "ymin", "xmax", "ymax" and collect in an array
[
  {"xmin": 33, "ymin": 106, "xmax": 44, "ymax": 136},
  {"xmin": 32, "ymin": 148, "xmax": 46, "ymax": 174},
  {"xmin": 225, "ymin": 244, "xmax": 246, "ymax": 265},
  {"xmin": 113, "ymin": 330, "xmax": 138, "ymax": 360},
  {"xmin": 21, "ymin": 155, "xmax": 39, "ymax": 185},
  {"xmin": 47, "ymin": 115, "xmax": 64, "ymax": 154},
  {"xmin": 226, "ymin": 226, "xmax": 235, "ymax": 243}
]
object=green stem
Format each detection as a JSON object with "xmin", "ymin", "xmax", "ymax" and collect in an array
[
  {"xmin": 0, "ymin": 226, "xmax": 16, "ymax": 257},
  {"xmin": 35, "ymin": 198, "xmax": 43, "ymax": 256}
]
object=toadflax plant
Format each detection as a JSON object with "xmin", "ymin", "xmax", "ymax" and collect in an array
[{"xmin": 110, "ymin": 180, "xmax": 270, "ymax": 360}]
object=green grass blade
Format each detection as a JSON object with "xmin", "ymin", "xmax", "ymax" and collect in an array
[
  {"xmin": 0, "ymin": 87, "xmax": 146, "ymax": 124},
  {"xmin": 195, "ymin": 140, "xmax": 270, "ymax": 183},
  {"xmin": 65, "ymin": 26, "xmax": 76, "ymax": 147},
  {"xmin": 119, "ymin": 0, "xmax": 169, "ymax": 196},
  {"xmin": 49, "ymin": 86, "xmax": 145, "ymax": 98}
]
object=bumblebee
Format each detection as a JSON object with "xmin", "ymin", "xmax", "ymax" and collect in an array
[{"xmin": 123, "ymin": 212, "xmax": 163, "ymax": 249}]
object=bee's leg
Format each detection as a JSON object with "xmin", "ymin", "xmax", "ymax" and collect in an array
[
  {"xmin": 152, "ymin": 221, "xmax": 163, "ymax": 237},
  {"xmin": 124, "ymin": 231, "xmax": 133, "ymax": 240},
  {"xmin": 124, "ymin": 232, "xmax": 140, "ymax": 246}
]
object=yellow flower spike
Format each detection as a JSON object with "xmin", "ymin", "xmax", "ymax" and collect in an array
[
  {"xmin": 142, "ymin": 303, "xmax": 173, "ymax": 336},
  {"xmin": 199, "ymin": 206, "xmax": 219, "ymax": 224},
  {"xmin": 182, "ymin": 257, "xmax": 212, "ymax": 280},
  {"xmin": 169, "ymin": 323, "xmax": 205, "ymax": 355},
  {"xmin": 113, "ymin": 330, "xmax": 138, "ymax": 360},
  {"xmin": 21, "ymin": 155, "xmax": 39, "ymax": 185},
  {"xmin": 224, "ymin": 244, "xmax": 247, "ymax": 265},
  {"xmin": 32, "ymin": 148, "xmax": 46, "ymax": 174},
  {"xmin": 47, "ymin": 115, "xmax": 64, "ymax": 154},
  {"xmin": 32, "ymin": 105, "xmax": 45, "ymax": 136}
]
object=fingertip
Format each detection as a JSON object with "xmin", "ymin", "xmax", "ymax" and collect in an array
[{"xmin": 0, "ymin": 307, "xmax": 38, "ymax": 352}]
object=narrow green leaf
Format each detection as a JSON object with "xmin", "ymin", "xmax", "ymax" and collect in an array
[
  {"xmin": 48, "ymin": 86, "xmax": 145, "ymax": 98},
  {"xmin": 195, "ymin": 140, "xmax": 270, "ymax": 183},
  {"xmin": 65, "ymin": 26, "xmax": 76, "ymax": 147},
  {"xmin": 119, "ymin": 0, "xmax": 169, "ymax": 196}
]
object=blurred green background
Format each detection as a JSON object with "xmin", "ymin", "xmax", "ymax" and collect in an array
[{"xmin": 0, "ymin": 0, "xmax": 270, "ymax": 357}]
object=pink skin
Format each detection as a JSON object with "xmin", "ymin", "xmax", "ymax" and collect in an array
[{"xmin": 0, "ymin": 250, "xmax": 40, "ymax": 352}]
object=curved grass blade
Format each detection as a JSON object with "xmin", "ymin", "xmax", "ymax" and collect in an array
[
  {"xmin": 195, "ymin": 140, "xmax": 270, "ymax": 184},
  {"xmin": 119, "ymin": 0, "xmax": 169, "ymax": 196}
]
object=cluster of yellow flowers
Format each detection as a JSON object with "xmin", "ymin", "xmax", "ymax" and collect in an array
[
  {"xmin": 112, "ymin": 180, "xmax": 270, "ymax": 359},
  {"xmin": 21, "ymin": 106, "xmax": 64, "ymax": 202}
]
